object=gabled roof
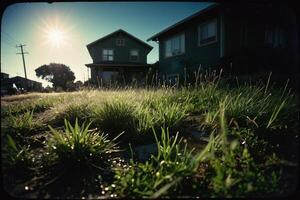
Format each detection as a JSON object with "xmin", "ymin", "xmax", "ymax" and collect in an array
[
  {"xmin": 87, "ymin": 29, "xmax": 153, "ymax": 50},
  {"xmin": 147, "ymin": 3, "xmax": 219, "ymax": 41},
  {"xmin": 10, "ymin": 76, "xmax": 42, "ymax": 84}
]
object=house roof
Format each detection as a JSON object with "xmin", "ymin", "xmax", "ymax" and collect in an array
[
  {"xmin": 10, "ymin": 76, "xmax": 42, "ymax": 84},
  {"xmin": 147, "ymin": 3, "xmax": 219, "ymax": 41},
  {"xmin": 87, "ymin": 29, "xmax": 153, "ymax": 50}
]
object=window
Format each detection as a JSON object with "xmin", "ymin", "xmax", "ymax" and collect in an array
[
  {"xmin": 264, "ymin": 27, "xmax": 286, "ymax": 48},
  {"xmin": 116, "ymin": 39, "xmax": 125, "ymax": 46},
  {"xmin": 165, "ymin": 33, "xmax": 185, "ymax": 58},
  {"xmin": 130, "ymin": 50, "xmax": 139, "ymax": 62},
  {"xmin": 102, "ymin": 49, "xmax": 114, "ymax": 61},
  {"xmin": 198, "ymin": 19, "xmax": 217, "ymax": 46},
  {"xmin": 102, "ymin": 71, "xmax": 119, "ymax": 83}
]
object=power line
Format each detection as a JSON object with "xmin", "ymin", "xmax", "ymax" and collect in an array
[{"xmin": 16, "ymin": 44, "xmax": 29, "ymax": 90}]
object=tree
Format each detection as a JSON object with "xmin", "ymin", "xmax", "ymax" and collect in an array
[
  {"xmin": 74, "ymin": 80, "xmax": 83, "ymax": 88},
  {"xmin": 35, "ymin": 63, "xmax": 75, "ymax": 90}
]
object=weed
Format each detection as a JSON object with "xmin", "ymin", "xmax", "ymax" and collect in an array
[
  {"xmin": 2, "ymin": 135, "xmax": 34, "ymax": 171},
  {"xmin": 204, "ymin": 100, "xmax": 282, "ymax": 197},
  {"xmin": 47, "ymin": 118, "xmax": 121, "ymax": 166},
  {"xmin": 108, "ymin": 127, "xmax": 212, "ymax": 198},
  {"xmin": 136, "ymin": 96, "xmax": 188, "ymax": 134},
  {"xmin": 93, "ymin": 100, "xmax": 136, "ymax": 140},
  {"xmin": 56, "ymin": 103, "xmax": 94, "ymax": 125},
  {"xmin": 4, "ymin": 110, "xmax": 41, "ymax": 144}
]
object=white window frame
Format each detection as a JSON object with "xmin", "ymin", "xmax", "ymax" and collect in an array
[
  {"xmin": 164, "ymin": 33, "xmax": 185, "ymax": 58},
  {"xmin": 116, "ymin": 38, "xmax": 125, "ymax": 46},
  {"xmin": 130, "ymin": 49, "xmax": 139, "ymax": 62},
  {"xmin": 198, "ymin": 18, "xmax": 218, "ymax": 47},
  {"xmin": 102, "ymin": 49, "xmax": 114, "ymax": 61}
]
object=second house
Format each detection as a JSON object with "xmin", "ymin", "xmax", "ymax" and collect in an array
[{"xmin": 86, "ymin": 29, "xmax": 153, "ymax": 85}]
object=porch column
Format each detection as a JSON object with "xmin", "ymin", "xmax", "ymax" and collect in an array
[{"xmin": 97, "ymin": 66, "xmax": 104, "ymax": 87}]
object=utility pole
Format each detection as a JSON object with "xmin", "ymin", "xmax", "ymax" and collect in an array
[{"xmin": 16, "ymin": 44, "xmax": 29, "ymax": 91}]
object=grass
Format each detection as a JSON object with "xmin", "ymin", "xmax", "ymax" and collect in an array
[
  {"xmin": 1, "ymin": 95, "xmax": 60, "ymax": 117},
  {"xmin": 93, "ymin": 100, "xmax": 137, "ymax": 141},
  {"xmin": 2, "ymin": 134, "xmax": 34, "ymax": 172},
  {"xmin": 106, "ymin": 97, "xmax": 286, "ymax": 198},
  {"xmin": 107, "ymin": 128, "xmax": 201, "ymax": 198},
  {"xmin": 2, "ymin": 110, "xmax": 44, "ymax": 146},
  {"xmin": 27, "ymin": 118, "xmax": 123, "ymax": 198},
  {"xmin": 2, "ymin": 134, "xmax": 36, "ymax": 195},
  {"xmin": 1, "ymin": 71, "xmax": 298, "ymax": 198},
  {"xmin": 203, "ymin": 101, "xmax": 282, "ymax": 197},
  {"xmin": 134, "ymin": 95, "xmax": 188, "ymax": 138},
  {"xmin": 47, "ymin": 118, "xmax": 121, "ymax": 165}
]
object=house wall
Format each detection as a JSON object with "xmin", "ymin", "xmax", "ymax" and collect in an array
[
  {"xmin": 87, "ymin": 32, "xmax": 149, "ymax": 64},
  {"xmin": 10, "ymin": 77, "xmax": 42, "ymax": 91},
  {"xmin": 156, "ymin": 4, "xmax": 299, "ymax": 77},
  {"xmin": 222, "ymin": 4, "xmax": 299, "ymax": 74},
  {"xmin": 158, "ymin": 9, "xmax": 221, "ymax": 78}
]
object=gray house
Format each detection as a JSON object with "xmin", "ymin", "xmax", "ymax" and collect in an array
[
  {"xmin": 147, "ymin": 3, "xmax": 299, "ymax": 81},
  {"xmin": 1, "ymin": 72, "xmax": 43, "ymax": 95},
  {"xmin": 10, "ymin": 76, "xmax": 43, "ymax": 91},
  {"xmin": 86, "ymin": 29, "xmax": 153, "ymax": 85}
]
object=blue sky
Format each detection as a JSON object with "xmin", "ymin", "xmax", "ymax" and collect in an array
[{"xmin": 1, "ymin": 2, "xmax": 213, "ymax": 87}]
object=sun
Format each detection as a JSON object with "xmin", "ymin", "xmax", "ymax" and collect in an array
[
  {"xmin": 47, "ymin": 28, "xmax": 65, "ymax": 47},
  {"xmin": 37, "ymin": 15, "xmax": 76, "ymax": 51}
]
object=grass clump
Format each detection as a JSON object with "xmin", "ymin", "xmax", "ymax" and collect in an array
[
  {"xmin": 93, "ymin": 100, "xmax": 136, "ymax": 141},
  {"xmin": 2, "ymin": 134, "xmax": 34, "ymax": 172},
  {"xmin": 38, "ymin": 118, "xmax": 122, "ymax": 198},
  {"xmin": 47, "ymin": 118, "xmax": 120, "ymax": 166},
  {"xmin": 2, "ymin": 134, "xmax": 35, "ymax": 193},
  {"xmin": 108, "ymin": 128, "xmax": 203, "ymax": 198},
  {"xmin": 55, "ymin": 103, "xmax": 94, "ymax": 125},
  {"xmin": 1, "ymin": 97, "xmax": 58, "ymax": 117},
  {"xmin": 4, "ymin": 110, "xmax": 42, "ymax": 144},
  {"xmin": 203, "ymin": 101, "xmax": 282, "ymax": 197},
  {"xmin": 136, "ymin": 96, "xmax": 188, "ymax": 135},
  {"xmin": 8, "ymin": 110, "xmax": 35, "ymax": 132}
]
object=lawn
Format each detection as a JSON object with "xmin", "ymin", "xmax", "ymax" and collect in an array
[{"xmin": 1, "ymin": 74, "xmax": 299, "ymax": 198}]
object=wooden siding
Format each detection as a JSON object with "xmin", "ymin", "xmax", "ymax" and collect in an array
[
  {"xmin": 155, "ymin": 4, "xmax": 299, "ymax": 77},
  {"xmin": 158, "ymin": 10, "xmax": 221, "ymax": 77}
]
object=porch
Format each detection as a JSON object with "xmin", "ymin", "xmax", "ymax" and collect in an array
[{"xmin": 86, "ymin": 63, "xmax": 151, "ymax": 85}]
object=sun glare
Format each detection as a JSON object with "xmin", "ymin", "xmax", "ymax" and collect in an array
[
  {"xmin": 47, "ymin": 28, "xmax": 65, "ymax": 47},
  {"xmin": 38, "ymin": 15, "xmax": 74, "ymax": 49}
]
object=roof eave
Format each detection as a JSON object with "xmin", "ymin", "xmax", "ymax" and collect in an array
[{"xmin": 87, "ymin": 29, "xmax": 153, "ymax": 49}]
